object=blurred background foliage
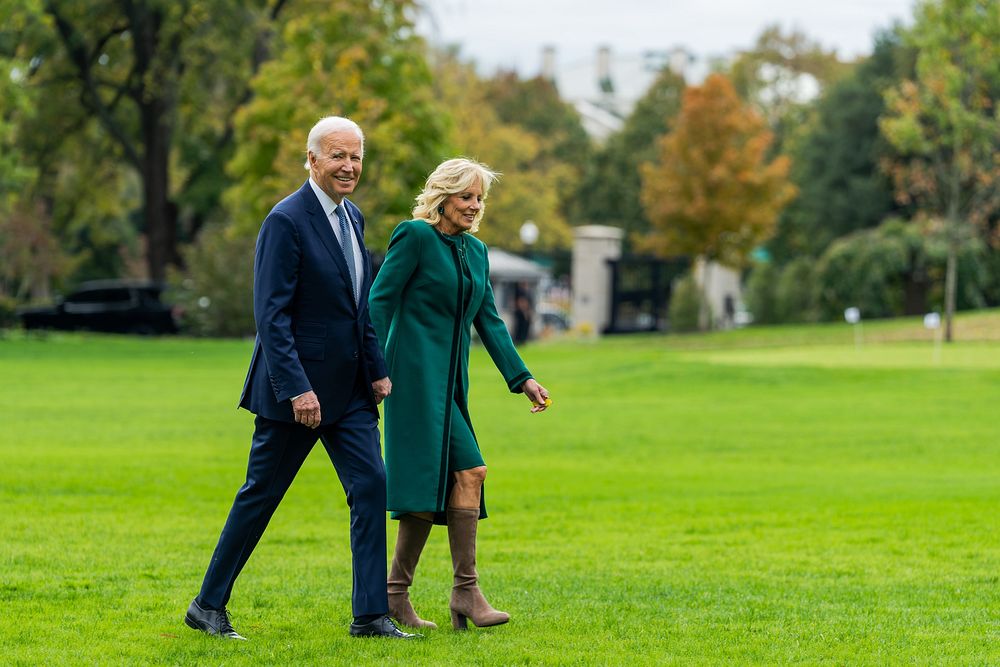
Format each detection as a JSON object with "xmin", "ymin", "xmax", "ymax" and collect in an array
[{"xmin": 1, "ymin": 0, "xmax": 997, "ymax": 336}]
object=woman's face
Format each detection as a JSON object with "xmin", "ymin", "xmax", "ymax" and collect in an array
[{"xmin": 439, "ymin": 180, "xmax": 483, "ymax": 234}]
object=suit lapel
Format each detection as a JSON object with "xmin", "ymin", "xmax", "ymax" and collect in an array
[{"xmin": 300, "ymin": 181, "xmax": 357, "ymax": 307}]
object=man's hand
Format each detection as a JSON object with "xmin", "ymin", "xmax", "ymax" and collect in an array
[
  {"xmin": 372, "ymin": 377, "xmax": 392, "ymax": 404},
  {"xmin": 291, "ymin": 391, "xmax": 322, "ymax": 428}
]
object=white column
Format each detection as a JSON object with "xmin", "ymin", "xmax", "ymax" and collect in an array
[{"xmin": 571, "ymin": 225, "xmax": 623, "ymax": 335}]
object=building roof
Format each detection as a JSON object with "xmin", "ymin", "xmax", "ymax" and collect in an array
[{"xmin": 488, "ymin": 248, "xmax": 548, "ymax": 281}]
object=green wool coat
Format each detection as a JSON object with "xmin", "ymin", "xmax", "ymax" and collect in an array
[{"xmin": 369, "ymin": 219, "xmax": 533, "ymax": 522}]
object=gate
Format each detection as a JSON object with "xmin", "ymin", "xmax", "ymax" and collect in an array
[{"xmin": 605, "ymin": 256, "xmax": 688, "ymax": 334}]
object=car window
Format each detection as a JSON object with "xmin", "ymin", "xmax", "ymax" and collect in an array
[
  {"xmin": 67, "ymin": 288, "xmax": 132, "ymax": 304},
  {"xmin": 63, "ymin": 287, "xmax": 138, "ymax": 313}
]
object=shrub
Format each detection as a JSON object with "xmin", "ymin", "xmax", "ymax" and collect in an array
[
  {"xmin": 168, "ymin": 225, "xmax": 256, "ymax": 337},
  {"xmin": 744, "ymin": 262, "xmax": 779, "ymax": 324},
  {"xmin": 668, "ymin": 273, "xmax": 702, "ymax": 333},
  {"xmin": 775, "ymin": 257, "xmax": 817, "ymax": 323},
  {"xmin": 815, "ymin": 219, "xmax": 926, "ymax": 320},
  {"xmin": 0, "ymin": 294, "xmax": 19, "ymax": 329}
]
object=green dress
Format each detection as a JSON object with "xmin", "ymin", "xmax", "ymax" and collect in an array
[{"xmin": 369, "ymin": 219, "xmax": 533, "ymax": 523}]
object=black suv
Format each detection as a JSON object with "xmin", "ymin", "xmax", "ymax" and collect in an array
[{"xmin": 18, "ymin": 280, "xmax": 179, "ymax": 335}]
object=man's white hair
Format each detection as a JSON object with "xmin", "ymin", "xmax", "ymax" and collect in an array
[{"xmin": 303, "ymin": 116, "xmax": 364, "ymax": 169}]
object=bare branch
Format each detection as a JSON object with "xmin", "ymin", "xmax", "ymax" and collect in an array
[{"xmin": 44, "ymin": 1, "xmax": 142, "ymax": 168}]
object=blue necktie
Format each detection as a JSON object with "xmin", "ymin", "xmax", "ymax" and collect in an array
[{"xmin": 334, "ymin": 204, "xmax": 359, "ymax": 304}]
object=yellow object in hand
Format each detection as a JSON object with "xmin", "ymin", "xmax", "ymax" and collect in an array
[{"xmin": 532, "ymin": 397, "xmax": 552, "ymax": 408}]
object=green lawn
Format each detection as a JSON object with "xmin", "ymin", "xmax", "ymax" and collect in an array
[{"xmin": 1, "ymin": 313, "xmax": 999, "ymax": 665}]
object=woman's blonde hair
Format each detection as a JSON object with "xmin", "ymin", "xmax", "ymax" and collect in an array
[{"xmin": 412, "ymin": 158, "xmax": 500, "ymax": 233}]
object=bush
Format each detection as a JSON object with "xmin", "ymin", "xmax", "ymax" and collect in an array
[
  {"xmin": 815, "ymin": 219, "xmax": 927, "ymax": 320},
  {"xmin": 775, "ymin": 257, "xmax": 817, "ymax": 323},
  {"xmin": 0, "ymin": 294, "xmax": 19, "ymax": 329},
  {"xmin": 168, "ymin": 225, "xmax": 256, "ymax": 337},
  {"xmin": 668, "ymin": 273, "xmax": 702, "ymax": 333},
  {"xmin": 744, "ymin": 262, "xmax": 779, "ymax": 324}
]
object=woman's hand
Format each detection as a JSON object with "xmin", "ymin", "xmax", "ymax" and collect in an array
[{"xmin": 522, "ymin": 379, "xmax": 551, "ymax": 413}]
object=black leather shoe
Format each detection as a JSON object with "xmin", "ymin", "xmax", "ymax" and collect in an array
[
  {"xmin": 184, "ymin": 599, "xmax": 247, "ymax": 640},
  {"xmin": 350, "ymin": 614, "xmax": 421, "ymax": 639}
]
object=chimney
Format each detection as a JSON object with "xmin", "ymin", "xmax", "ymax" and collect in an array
[
  {"xmin": 669, "ymin": 47, "xmax": 690, "ymax": 77},
  {"xmin": 597, "ymin": 45, "xmax": 614, "ymax": 94},
  {"xmin": 541, "ymin": 45, "xmax": 556, "ymax": 82}
]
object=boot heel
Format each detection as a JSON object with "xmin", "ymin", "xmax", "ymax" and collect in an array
[{"xmin": 451, "ymin": 609, "xmax": 468, "ymax": 630}]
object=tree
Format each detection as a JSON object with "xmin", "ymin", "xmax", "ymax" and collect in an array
[
  {"xmin": 879, "ymin": 0, "xmax": 1000, "ymax": 341},
  {"xmin": 484, "ymin": 71, "xmax": 592, "ymax": 169},
  {"xmin": 640, "ymin": 73, "xmax": 796, "ymax": 329},
  {"xmin": 574, "ymin": 66, "xmax": 685, "ymax": 248},
  {"xmin": 728, "ymin": 24, "xmax": 849, "ymax": 145},
  {"xmin": 223, "ymin": 0, "xmax": 447, "ymax": 252},
  {"xmin": 427, "ymin": 53, "xmax": 574, "ymax": 253},
  {"xmin": 19, "ymin": 0, "xmax": 290, "ymax": 281},
  {"xmin": 170, "ymin": 1, "xmax": 445, "ymax": 336},
  {"xmin": 770, "ymin": 30, "xmax": 914, "ymax": 261},
  {"xmin": 1, "ymin": 3, "xmax": 75, "ymax": 300}
]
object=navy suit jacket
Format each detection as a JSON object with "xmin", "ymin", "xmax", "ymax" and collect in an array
[{"xmin": 239, "ymin": 180, "xmax": 388, "ymax": 425}]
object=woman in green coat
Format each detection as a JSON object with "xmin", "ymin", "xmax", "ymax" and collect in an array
[{"xmin": 369, "ymin": 158, "xmax": 550, "ymax": 631}]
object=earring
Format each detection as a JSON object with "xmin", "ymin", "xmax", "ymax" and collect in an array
[{"xmin": 437, "ymin": 206, "xmax": 445, "ymax": 214}]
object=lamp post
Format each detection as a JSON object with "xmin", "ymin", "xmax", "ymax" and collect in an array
[{"xmin": 519, "ymin": 220, "xmax": 538, "ymax": 260}]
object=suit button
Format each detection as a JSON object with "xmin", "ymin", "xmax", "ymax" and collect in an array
[{"xmin": 352, "ymin": 352, "xmax": 359, "ymax": 359}]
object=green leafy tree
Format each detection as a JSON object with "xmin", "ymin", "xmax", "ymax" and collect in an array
[
  {"xmin": 18, "ymin": 0, "xmax": 290, "ymax": 281},
  {"xmin": 744, "ymin": 261, "xmax": 779, "ymax": 324},
  {"xmin": 481, "ymin": 71, "xmax": 592, "ymax": 252},
  {"xmin": 774, "ymin": 257, "xmax": 817, "ymax": 322},
  {"xmin": 428, "ymin": 53, "xmax": 573, "ymax": 253},
  {"xmin": 225, "ymin": 0, "xmax": 446, "ymax": 251},
  {"xmin": 1, "ymin": 4, "xmax": 77, "ymax": 300},
  {"xmin": 171, "ymin": 1, "xmax": 445, "ymax": 336},
  {"xmin": 812, "ymin": 217, "xmax": 995, "ymax": 321},
  {"xmin": 667, "ymin": 272, "xmax": 701, "ymax": 333},
  {"xmin": 728, "ymin": 24, "xmax": 850, "ymax": 147},
  {"xmin": 168, "ymin": 223, "xmax": 255, "ymax": 337},
  {"xmin": 484, "ymin": 71, "xmax": 592, "ymax": 168},
  {"xmin": 641, "ymin": 73, "xmax": 796, "ymax": 329},
  {"xmin": 771, "ymin": 30, "xmax": 915, "ymax": 261},
  {"xmin": 574, "ymin": 67, "xmax": 685, "ymax": 248},
  {"xmin": 879, "ymin": 0, "xmax": 1000, "ymax": 341}
]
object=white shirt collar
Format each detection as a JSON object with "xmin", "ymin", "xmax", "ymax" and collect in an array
[{"xmin": 308, "ymin": 177, "xmax": 349, "ymax": 221}]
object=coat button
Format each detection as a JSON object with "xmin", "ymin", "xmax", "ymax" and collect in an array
[{"xmin": 352, "ymin": 352, "xmax": 359, "ymax": 359}]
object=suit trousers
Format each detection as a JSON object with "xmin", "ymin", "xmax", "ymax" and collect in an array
[{"xmin": 197, "ymin": 372, "xmax": 388, "ymax": 617}]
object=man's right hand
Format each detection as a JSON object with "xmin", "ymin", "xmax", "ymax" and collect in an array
[{"xmin": 291, "ymin": 391, "xmax": 322, "ymax": 428}]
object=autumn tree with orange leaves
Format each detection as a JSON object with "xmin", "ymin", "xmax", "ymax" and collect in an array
[{"xmin": 640, "ymin": 73, "xmax": 796, "ymax": 329}]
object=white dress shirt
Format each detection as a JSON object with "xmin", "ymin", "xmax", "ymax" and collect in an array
[{"xmin": 308, "ymin": 177, "xmax": 364, "ymax": 286}]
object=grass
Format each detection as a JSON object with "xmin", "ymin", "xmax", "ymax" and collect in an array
[{"xmin": 1, "ymin": 310, "xmax": 999, "ymax": 665}]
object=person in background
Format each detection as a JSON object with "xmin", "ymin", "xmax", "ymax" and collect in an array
[
  {"xmin": 512, "ymin": 291, "xmax": 534, "ymax": 346},
  {"xmin": 370, "ymin": 157, "xmax": 551, "ymax": 631}
]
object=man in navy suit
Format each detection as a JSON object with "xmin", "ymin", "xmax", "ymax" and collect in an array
[{"xmin": 185, "ymin": 116, "xmax": 415, "ymax": 640}]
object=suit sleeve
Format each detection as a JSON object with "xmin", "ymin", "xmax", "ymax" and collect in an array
[
  {"xmin": 473, "ymin": 249, "xmax": 533, "ymax": 394},
  {"xmin": 369, "ymin": 221, "xmax": 422, "ymax": 353},
  {"xmin": 254, "ymin": 210, "xmax": 311, "ymax": 402}
]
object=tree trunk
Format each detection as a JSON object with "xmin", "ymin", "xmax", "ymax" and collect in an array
[
  {"xmin": 943, "ymin": 168, "xmax": 961, "ymax": 343},
  {"xmin": 698, "ymin": 257, "xmax": 713, "ymax": 331},
  {"xmin": 943, "ymin": 228, "xmax": 957, "ymax": 343},
  {"xmin": 142, "ymin": 101, "xmax": 175, "ymax": 282}
]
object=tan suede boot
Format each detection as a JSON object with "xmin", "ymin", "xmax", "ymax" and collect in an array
[
  {"xmin": 446, "ymin": 507, "xmax": 510, "ymax": 630},
  {"xmin": 387, "ymin": 514, "xmax": 437, "ymax": 629}
]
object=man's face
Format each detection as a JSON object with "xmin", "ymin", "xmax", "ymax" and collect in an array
[{"xmin": 308, "ymin": 130, "xmax": 363, "ymax": 202}]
